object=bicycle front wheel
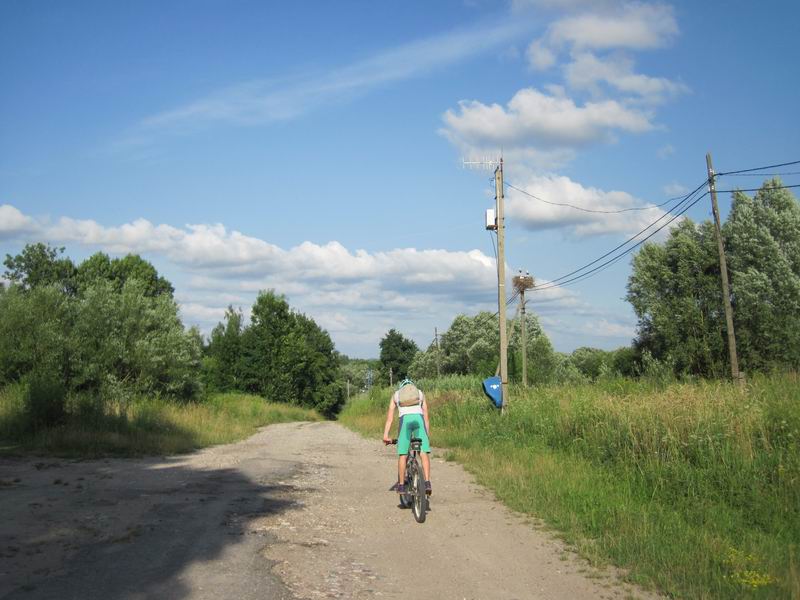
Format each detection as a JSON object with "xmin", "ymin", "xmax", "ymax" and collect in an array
[{"xmin": 411, "ymin": 457, "xmax": 426, "ymax": 523}]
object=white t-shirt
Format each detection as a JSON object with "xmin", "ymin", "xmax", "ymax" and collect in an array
[{"xmin": 393, "ymin": 390, "xmax": 426, "ymax": 417}]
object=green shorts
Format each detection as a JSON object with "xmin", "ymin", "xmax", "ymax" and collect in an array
[{"xmin": 397, "ymin": 414, "xmax": 430, "ymax": 455}]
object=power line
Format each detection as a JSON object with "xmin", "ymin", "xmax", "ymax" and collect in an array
[
  {"xmin": 505, "ymin": 182, "xmax": 687, "ymax": 214},
  {"xmin": 528, "ymin": 180, "xmax": 707, "ymax": 289},
  {"xmin": 716, "ymin": 159, "xmax": 800, "ymax": 176},
  {"xmin": 714, "ymin": 184, "xmax": 800, "ymax": 193},
  {"xmin": 531, "ymin": 188, "xmax": 709, "ymax": 292},
  {"xmin": 720, "ymin": 171, "xmax": 800, "ymax": 177}
]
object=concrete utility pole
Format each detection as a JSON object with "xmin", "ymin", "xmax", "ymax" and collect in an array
[
  {"xmin": 495, "ymin": 159, "xmax": 509, "ymax": 413},
  {"xmin": 389, "ymin": 367, "xmax": 393, "ymax": 387},
  {"xmin": 434, "ymin": 327, "xmax": 441, "ymax": 378},
  {"xmin": 706, "ymin": 152, "xmax": 741, "ymax": 384},
  {"xmin": 513, "ymin": 271, "xmax": 535, "ymax": 387}
]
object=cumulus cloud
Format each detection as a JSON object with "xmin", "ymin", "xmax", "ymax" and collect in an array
[
  {"xmin": 441, "ymin": 87, "xmax": 653, "ymax": 166},
  {"xmin": 0, "ymin": 204, "xmax": 38, "ymax": 239},
  {"xmin": 505, "ymin": 174, "xmax": 674, "ymax": 237},
  {"xmin": 1, "ymin": 204, "xmax": 522, "ymax": 354},
  {"xmin": 564, "ymin": 52, "xmax": 688, "ymax": 103},
  {"xmin": 546, "ymin": 3, "xmax": 678, "ymax": 51},
  {"xmin": 520, "ymin": 3, "xmax": 684, "ymax": 106}
]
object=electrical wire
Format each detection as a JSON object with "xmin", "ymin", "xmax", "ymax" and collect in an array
[
  {"xmin": 531, "ymin": 188, "xmax": 709, "ymax": 292},
  {"xmin": 719, "ymin": 171, "xmax": 800, "ymax": 177},
  {"xmin": 714, "ymin": 184, "xmax": 800, "ymax": 194},
  {"xmin": 500, "ymin": 160, "xmax": 798, "ymax": 298},
  {"xmin": 505, "ymin": 182, "xmax": 689, "ymax": 214},
  {"xmin": 526, "ymin": 180, "xmax": 707, "ymax": 290},
  {"xmin": 716, "ymin": 160, "xmax": 800, "ymax": 176}
]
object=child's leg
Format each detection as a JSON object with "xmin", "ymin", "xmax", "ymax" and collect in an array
[
  {"xmin": 397, "ymin": 454, "xmax": 407, "ymax": 484},
  {"xmin": 420, "ymin": 452, "xmax": 431, "ymax": 480}
]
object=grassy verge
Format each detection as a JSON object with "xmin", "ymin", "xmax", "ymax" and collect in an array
[
  {"xmin": 0, "ymin": 385, "xmax": 320, "ymax": 457},
  {"xmin": 340, "ymin": 373, "xmax": 800, "ymax": 599}
]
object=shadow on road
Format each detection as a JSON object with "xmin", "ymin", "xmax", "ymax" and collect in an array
[{"xmin": 0, "ymin": 453, "xmax": 305, "ymax": 599}]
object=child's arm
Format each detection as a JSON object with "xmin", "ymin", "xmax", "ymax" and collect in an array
[
  {"xmin": 422, "ymin": 393, "xmax": 431, "ymax": 436},
  {"xmin": 382, "ymin": 396, "xmax": 395, "ymax": 443}
]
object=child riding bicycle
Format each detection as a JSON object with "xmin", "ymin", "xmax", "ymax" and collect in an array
[{"xmin": 382, "ymin": 379, "xmax": 432, "ymax": 495}]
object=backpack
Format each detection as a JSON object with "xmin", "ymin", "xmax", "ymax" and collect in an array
[{"xmin": 396, "ymin": 383, "xmax": 423, "ymax": 407}]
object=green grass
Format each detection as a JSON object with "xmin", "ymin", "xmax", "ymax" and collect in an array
[
  {"xmin": 0, "ymin": 385, "xmax": 321, "ymax": 457},
  {"xmin": 340, "ymin": 373, "xmax": 800, "ymax": 599}
]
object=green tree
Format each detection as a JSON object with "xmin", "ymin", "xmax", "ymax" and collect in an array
[
  {"xmin": 627, "ymin": 218, "xmax": 725, "ymax": 376},
  {"xmin": 231, "ymin": 290, "xmax": 344, "ymax": 415},
  {"xmin": 569, "ymin": 347, "xmax": 612, "ymax": 380},
  {"xmin": 75, "ymin": 252, "xmax": 174, "ymax": 297},
  {"xmin": 725, "ymin": 179, "xmax": 800, "ymax": 371},
  {"xmin": 3, "ymin": 243, "xmax": 76, "ymax": 294},
  {"xmin": 379, "ymin": 329, "xmax": 419, "ymax": 382},
  {"xmin": 508, "ymin": 311, "xmax": 558, "ymax": 384},
  {"xmin": 0, "ymin": 284, "xmax": 71, "ymax": 385},
  {"xmin": 626, "ymin": 178, "xmax": 800, "ymax": 375},
  {"xmin": 204, "ymin": 306, "xmax": 244, "ymax": 392},
  {"xmin": 439, "ymin": 312, "xmax": 499, "ymax": 376}
]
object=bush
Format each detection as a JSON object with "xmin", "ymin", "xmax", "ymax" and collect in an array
[{"xmin": 24, "ymin": 372, "xmax": 66, "ymax": 432}]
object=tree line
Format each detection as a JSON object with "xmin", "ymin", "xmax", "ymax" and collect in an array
[{"xmin": 0, "ymin": 244, "xmax": 344, "ymax": 431}]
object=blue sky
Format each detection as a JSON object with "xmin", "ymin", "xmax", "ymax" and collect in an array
[{"xmin": 2, "ymin": 0, "xmax": 799, "ymax": 357}]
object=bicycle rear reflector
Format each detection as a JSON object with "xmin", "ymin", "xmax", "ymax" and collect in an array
[{"xmin": 482, "ymin": 376, "xmax": 503, "ymax": 409}]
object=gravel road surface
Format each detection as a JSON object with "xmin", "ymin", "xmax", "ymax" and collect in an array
[{"xmin": 0, "ymin": 421, "xmax": 658, "ymax": 599}]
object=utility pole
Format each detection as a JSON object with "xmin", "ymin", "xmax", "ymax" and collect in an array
[
  {"xmin": 706, "ymin": 152, "xmax": 741, "ymax": 384},
  {"xmin": 513, "ymin": 271, "xmax": 535, "ymax": 386},
  {"xmin": 389, "ymin": 366, "xmax": 393, "ymax": 387},
  {"xmin": 434, "ymin": 327, "xmax": 441, "ymax": 378},
  {"xmin": 346, "ymin": 379, "xmax": 350, "ymax": 400},
  {"xmin": 495, "ymin": 159, "xmax": 509, "ymax": 413}
]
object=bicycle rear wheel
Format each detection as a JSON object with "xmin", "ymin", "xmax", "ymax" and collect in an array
[{"xmin": 411, "ymin": 457, "xmax": 426, "ymax": 523}]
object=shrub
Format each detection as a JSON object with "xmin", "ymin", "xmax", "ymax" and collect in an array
[{"xmin": 24, "ymin": 372, "xmax": 66, "ymax": 432}]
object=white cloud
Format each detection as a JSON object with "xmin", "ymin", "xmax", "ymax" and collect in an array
[
  {"xmin": 505, "ymin": 174, "xmax": 674, "ymax": 237},
  {"xmin": 547, "ymin": 3, "xmax": 678, "ymax": 51},
  {"xmin": 526, "ymin": 39, "xmax": 557, "ymax": 70},
  {"xmin": 441, "ymin": 87, "xmax": 654, "ymax": 165},
  {"xmin": 587, "ymin": 318, "xmax": 635, "ymax": 338},
  {"xmin": 564, "ymin": 52, "xmax": 688, "ymax": 103},
  {"xmin": 178, "ymin": 302, "xmax": 227, "ymax": 324},
  {"xmin": 1, "ymin": 205, "xmax": 519, "ymax": 354},
  {"xmin": 0, "ymin": 204, "xmax": 38, "ymax": 238}
]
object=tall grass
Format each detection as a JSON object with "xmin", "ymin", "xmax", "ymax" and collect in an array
[
  {"xmin": 0, "ymin": 386, "xmax": 320, "ymax": 456},
  {"xmin": 340, "ymin": 373, "xmax": 800, "ymax": 599}
]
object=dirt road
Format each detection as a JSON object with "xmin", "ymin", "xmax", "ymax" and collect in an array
[{"xmin": 1, "ymin": 422, "xmax": 658, "ymax": 599}]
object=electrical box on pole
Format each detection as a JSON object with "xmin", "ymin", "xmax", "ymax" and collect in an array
[{"xmin": 485, "ymin": 209, "xmax": 497, "ymax": 230}]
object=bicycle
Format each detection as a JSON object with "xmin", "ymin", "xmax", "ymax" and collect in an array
[{"xmin": 388, "ymin": 437, "xmax": 427, "ymax": 523}]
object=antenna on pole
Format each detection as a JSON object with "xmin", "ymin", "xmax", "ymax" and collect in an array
[{"xmin": 462, "ymin": 155, "xmax": 502, "ymax": 171}]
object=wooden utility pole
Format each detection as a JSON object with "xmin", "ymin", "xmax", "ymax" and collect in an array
[
  {"xmin": 434, "ymin": 327, "xmax": 441, "ymax": 378},
  {"xmin": 495, "ymin": 159, "xmax": 509, "ymax": 412},
  {"xmin": 513, "ymin": 272, "xmax": 535, "ymax": 386},
  {"xmin": 706, "ymin": 152, "xmax": 741, "ymax": 383}
]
